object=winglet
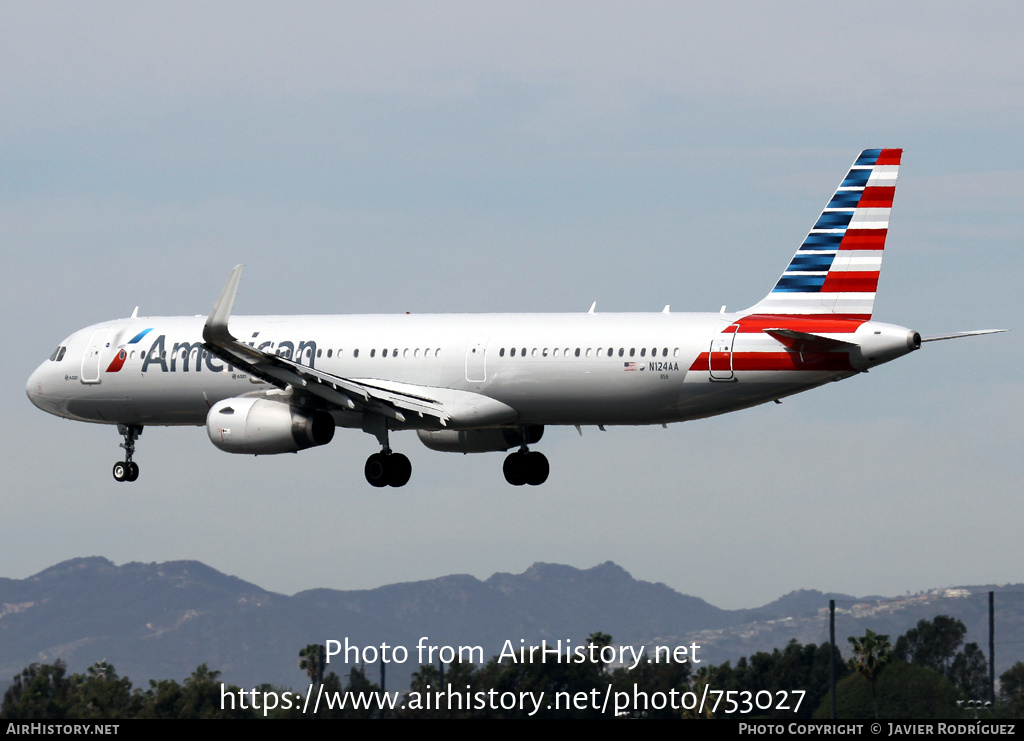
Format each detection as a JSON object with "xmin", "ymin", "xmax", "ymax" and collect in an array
[{"xmin": 203, "ymin": 265, "xmax": 244, "ymax": 345}]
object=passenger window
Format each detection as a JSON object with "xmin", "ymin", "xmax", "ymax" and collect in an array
[
  {"xmin": 354, "ymin": 349, "xmax": 360, "ymax": 358},
  {"xmin": 370, "ymin": 349, "xmax": 376, "ymax": 358},
  {"xmin": 640, "ymin": 348, "xmax": 646, "ymax": 357},
  {"xmin": 575, "ymin": 348, "xmax": 581, "ymax": 357}
]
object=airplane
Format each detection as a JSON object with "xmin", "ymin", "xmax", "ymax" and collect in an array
[{"xmin": 26, "ymin": 149, "xmax": 1005, "ymax": 488}]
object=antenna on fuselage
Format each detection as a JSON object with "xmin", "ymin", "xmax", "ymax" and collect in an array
[{"xmin": 587, "ymin": 302, "xmax": 597, "ymax": 314}]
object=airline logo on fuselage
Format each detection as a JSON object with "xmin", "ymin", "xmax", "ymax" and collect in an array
[{"xmin": 105, "ymin": 333, "xmax": 321, "ymax": 374}]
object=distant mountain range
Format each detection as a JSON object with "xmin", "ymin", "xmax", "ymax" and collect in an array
[{"xmin": 1, "ymin": 557, "xmax": 1021, "ymax": 690}]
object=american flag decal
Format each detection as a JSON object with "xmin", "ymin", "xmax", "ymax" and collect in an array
[{"xmin": 623, "ymin": 362, "xmax": 637, "ymax": 371}]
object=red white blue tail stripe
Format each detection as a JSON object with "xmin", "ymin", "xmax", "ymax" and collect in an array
[{"xmin": 748, "ymin": 148, "xmax": 901, "ymax": 319}]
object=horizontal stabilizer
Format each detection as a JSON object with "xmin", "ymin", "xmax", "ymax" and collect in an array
[{"xmin": 763, "ymin": 328, "xmax": 857, "ymax": 352}]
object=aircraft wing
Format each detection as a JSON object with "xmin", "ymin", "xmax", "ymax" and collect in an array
[{"xmin": 202, "ymin": 265, "xmax": 450, "ymax": 426}]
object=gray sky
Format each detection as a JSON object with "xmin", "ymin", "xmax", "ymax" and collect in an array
[{"xmin": 4, "ymin": 1, "xmax": 1021, "ymax": 611}]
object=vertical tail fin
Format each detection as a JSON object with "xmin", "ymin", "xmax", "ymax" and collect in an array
[{"xmin": 746, "ymin": 149, "xmax": 902, "ymax": 319}]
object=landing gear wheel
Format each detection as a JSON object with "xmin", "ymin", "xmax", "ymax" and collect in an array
[
  {"xmin": 113, "ymin": 424, "xmax": 143, "ymax": 484},
  {"xmin": 503, "ymin": 452, "xmax": 527, "ymax": 486},
  {"xmin": 365, "ymin": 452, "xmax": 413, "ymax": 487},
  {"xmin": 388, "ymin": 453, "xmax": 412, "ymax": 488},
  {"xmin": 503, "ymin": 451, "xmax": 549, "ymax": 486},
  {"xmin": 525, "ymin": 451, "xmax": 549, "ymax": 486},
  {"xmin": 365, "ymin": 453, "xmax": 389, "ymax": 488}
]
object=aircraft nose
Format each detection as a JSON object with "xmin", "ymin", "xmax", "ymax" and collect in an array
[
  {"xmin": 26, "ymin": 362, "xmax": 61, "ymax": 415},
  {"xmin": 26, "ymin": 364, "xmax": 46, "ymax": 409}
]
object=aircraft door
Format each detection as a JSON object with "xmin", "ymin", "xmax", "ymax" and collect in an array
[
  {"xmin": 465, "ymin": 337, "xmax": 488, "ymax": 383},
  {"xmin": 708, "ymin": 324, "xmax": 739, "ymax": 382},
  {"xmin": 81, "ymin": 328, "xmax": 116, "ymax": 384}
]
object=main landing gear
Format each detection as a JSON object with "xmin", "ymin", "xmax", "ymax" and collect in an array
[
  {"xmin": 364, "ymin": 451, "xmax": 412, "ymax": 488},
  {"xmin": 503, "ymin": 449, "xmax": 549, "ymax": 486},
  {"xmin": 362, "ymin": 415, "xmax": 411, "ymax": 487},
  {"xmin": 112, "ymin": 424, "xmax": 142, "ymax": 483}
]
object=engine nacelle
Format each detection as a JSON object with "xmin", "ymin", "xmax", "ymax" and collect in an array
[
  {"xmin": 207, "ymin": 397, "xmax": 335, "ymax": 454},
  {"xmin": 417, "ymin": 425, "xmax": 543, "ymax": 453}
]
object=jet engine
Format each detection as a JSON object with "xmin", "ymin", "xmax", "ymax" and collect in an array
[
  {"xmin": 206, "ymin": 397, "xmax": 335, "ymax": 454},
  {"xmin": 417, "ymin": 425, "xmax": 543, "ymax": 453}
]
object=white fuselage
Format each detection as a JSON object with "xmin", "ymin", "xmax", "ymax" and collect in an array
[{"xmin": 26, "ymin": 310, "xmax": 916, "ymax": 432}]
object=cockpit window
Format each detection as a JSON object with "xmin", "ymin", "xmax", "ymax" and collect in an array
[{"xmin": 49, "ymin": 346, "xmax": 67, "ymax": 362}]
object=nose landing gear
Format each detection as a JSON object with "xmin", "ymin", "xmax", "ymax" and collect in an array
[{"xmin": 112, "ymin": 424, "xmax": 142, "ymax": 483}]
